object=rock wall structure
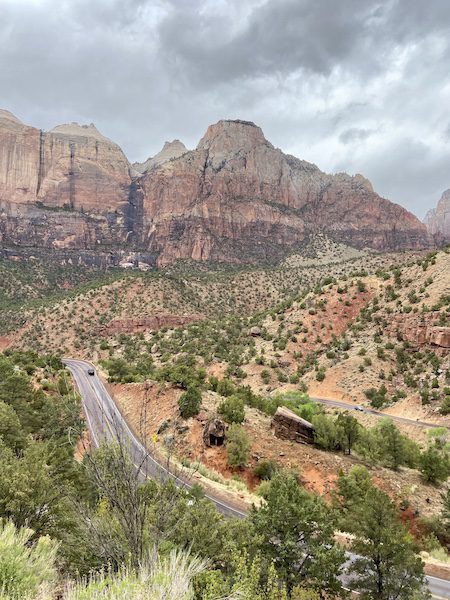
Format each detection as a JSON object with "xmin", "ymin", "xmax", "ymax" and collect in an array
[{"xmin": 0, "ymin": 111, "xmax": 432, "ymax": 266}]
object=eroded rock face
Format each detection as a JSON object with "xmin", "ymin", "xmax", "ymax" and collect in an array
[
  {"xmin": 0, "ymin": 112, "xmax": 431, "ymax": 264},
  {"xmin": 425, "ymin": 190, "xmax": 450, "ymax": 242},
  {"xmin": 140, "ymin": 119, "xmax": 431, "ymax": 265},
  {"xmin": 134, "ymin": 140, "xmax": 188, "ymax": 174},
  {"xmin": 386, "ymin": 314, "xmax": 450, "ymax": 355},
  {"xmin": 0, "ymin": 111, "xmax": 133, "ymax": 250},
  {"xmin": 98, "ymin": 315, "xmax": 196, "ymax": 336}
]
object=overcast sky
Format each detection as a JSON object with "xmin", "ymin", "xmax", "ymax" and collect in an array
[{"xmin": 1, "ymin": 0, "xmax": 449, "ymax": 218}]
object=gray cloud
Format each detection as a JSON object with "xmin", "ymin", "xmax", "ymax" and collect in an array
[
  {"xmin": 339, "ymin": 128, "xmax": 375, "ymax": 145},
  {"xmin": 0, "ymin": 0, "xmax": 449, "ymax": 219}
]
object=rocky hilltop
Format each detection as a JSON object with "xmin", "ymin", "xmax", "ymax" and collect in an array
[
  {"xmin": 133, "ymin": 140, "xmax": 188, "ymax": 174},
  {"xmin": 0, "ymin": 111, "xmax": 431, "ymax": 265},
  {"xmin": 425, "ymin": 189, "xmax": 450, "ymax": 242}
]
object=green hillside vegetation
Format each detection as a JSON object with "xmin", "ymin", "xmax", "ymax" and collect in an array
[{"xmin": 0, "ymin": 350, "xmax": 439, "ymax": 599}]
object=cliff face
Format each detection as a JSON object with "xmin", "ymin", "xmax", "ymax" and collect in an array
[
  {"xmin": 139, "ymin": 119, "xmax": 430, "ymax": 265},
  {"xmin": 134, "ymin": 140, "xmax": 187, "ymax": 174},
  {"xmin": 0, "ymin": 112, "xmax": 431, "ymax": 264},
  {"xmin": 425, "ymin": 189, "xmax": 450, "ymax": 242},
  {"xmin": 0, "ymin": 111, "xmax": 133, "ymax": 250}
]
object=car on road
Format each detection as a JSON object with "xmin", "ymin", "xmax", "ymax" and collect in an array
[
  {"xmin": 355, "ymin": 405, "xmax": 364, "ymax": 412},
  {"xmin": 87, "ymin": 368, "xmax": 95, "ymax": 376}
]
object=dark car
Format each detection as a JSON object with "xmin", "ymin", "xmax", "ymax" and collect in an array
[{"xmin": 87, "ymin": 368, "xmax": 95, "ymax": 376}]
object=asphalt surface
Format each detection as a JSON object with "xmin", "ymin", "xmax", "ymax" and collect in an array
[
  {"xmin": 310, "ymin": 396, "xmax": 443, "ymax": 429},
  {"xmin": 64, "ymin": 358, "xmax": 449, "ymax": 599},
  {"xmin": 63, "ymin": 358, "xmax": 246, "ymax": 519}
]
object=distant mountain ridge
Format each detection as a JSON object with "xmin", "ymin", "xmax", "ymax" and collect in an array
[
  {"xmin": 425, "ymin": 189, "xmax": 450, "ymax": 242},
  {"xmin": 0, "ymin": 110, "xmax": 432, "ymax": 266}
]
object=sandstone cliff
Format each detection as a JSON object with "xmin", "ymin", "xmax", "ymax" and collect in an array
[
  {"xmin": 0, "ymin": 112, "xmax": 431, "ymax": 265},
  {"xmin": 0, "ymin": 111, "xmax": 135, "ymax": 250},
  {"xmin": 425, "ymin": 189, "xmax": 450, "ymax": 242},
  {"xmin": 133, "ymin": 140, "xmax": 188, "ymax": 173},
  {"xmin": 139, "ymin": 119, "xmax": 430, "ymax": 265}
]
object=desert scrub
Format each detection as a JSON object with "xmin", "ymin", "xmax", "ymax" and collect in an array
[{"xmin": 0, "ymin": 520, "xmax": 58, "ymax": 600}]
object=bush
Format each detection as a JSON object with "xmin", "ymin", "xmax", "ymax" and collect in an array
[
  {"xmin": 226, "ymin": 424, "xmax": 250, "ymax": 468},
  {"xmin": 0, "ymin": 520, "xmax": 57, "ymax": 599},
  {"xmin": 316, "ymin": 368, "xmax": 326, "ymax": 382},
  {"xmin": 253, "ymin": 460, "xmax": 278, "ymax": 481},
  {"xmin": 178, "ymin": 387, "xmax": 202, "ymax": 418},
  {"xmin": 218, "ymin": 395, "xmax": 245, "ymax": 424},
  {"xmin": 65, "ymin": 550, "xmax": 215, "ymax": 600}
]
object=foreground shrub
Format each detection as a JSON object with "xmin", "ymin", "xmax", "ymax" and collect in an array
[
  {"xmin": 0, "ymin": 520, "xmax": 57, "ymax": 600},
  {"xmin": 64, "ymin": 549, "xmax": 239, "ymax": 600}
]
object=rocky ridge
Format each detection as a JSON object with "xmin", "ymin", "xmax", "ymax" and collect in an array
[
  {"xmin": 0, "ymin": 111, "xmax": 432, "ymax": 266},
  {"xmin": 425, "ymin": 189, "xmax": 450, "ymax": 242}
]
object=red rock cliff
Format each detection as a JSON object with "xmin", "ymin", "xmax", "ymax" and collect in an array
[{"xmin": 0, "ymin": 113, "xmax": 431, "ymax": 264}]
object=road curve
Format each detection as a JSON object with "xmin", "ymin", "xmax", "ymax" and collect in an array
[
  {"xmin": 64, "ymin": 359, "xmax": 449, "ymax": 599},
  {"xmin": 310, "ymin": 396, "xmax": 444, "ymax": 429},
  {"xmin": 63, "ymin": 358, "xmax": 246, "ymax": 519}
]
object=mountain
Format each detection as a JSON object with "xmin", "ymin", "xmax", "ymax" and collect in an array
[
  {"xmin": 133, "ymin": 140, "xmax": 188, "ymax": 174},
  {"xmin": 424, "ymin": 189, "xmax": 450, "ymax": 242},
  {"xmin": 0, "ymin": 111, "xmax": 431, "ymax": 266}
]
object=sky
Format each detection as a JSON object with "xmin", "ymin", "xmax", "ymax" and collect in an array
[{"xmin": 0, "ymin": 0, "xmax": 449, "ymax": 219}]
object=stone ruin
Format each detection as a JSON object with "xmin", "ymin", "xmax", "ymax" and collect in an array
[
  {"xmin": 203, "ymin": 417, "xmax": 227, "ymax": 447},
  {"xmin": 271, "ymin": 406, "xmax": 315, "ymax": 445}
]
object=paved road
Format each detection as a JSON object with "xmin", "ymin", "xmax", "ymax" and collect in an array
[
  {"xmin": 64, "ymin": 359, "xmax": 449, "ymax": 599},
  {"xmin": 63, "ymin": 358, "xmax": 246, "ymax": 519},
  {"xmin": 310, "ymin": 396, "xmax": 444, "ymax": 429}
]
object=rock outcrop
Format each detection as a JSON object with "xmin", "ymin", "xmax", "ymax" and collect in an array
[
  {"xmin": 0, "ymin": 112, "xmax": 432, "ymax": 265},
  {"xmin": 98, "ymin": 314, "xmax": 196, "ymax": 336},
  {"xmin": 272, "ymin": 406, "xmax": 315, "ymax": 444},
  {"xmin": 133, "ymin": 140, "xmax": 187, "ymax": 173},
  {"xmin": 425, "ymin": 189, "xmax": 450, "ymax": 242},
  {"xmin": 139, "ymin": 119, "xmax": 431, "ymax": 265}
]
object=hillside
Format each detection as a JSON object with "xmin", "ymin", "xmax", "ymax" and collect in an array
[{"xmin": 3, "ymin": 238, "xmax": 422, "ymax": 355}]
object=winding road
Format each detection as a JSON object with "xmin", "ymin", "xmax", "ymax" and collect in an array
[
  {"xmin": 64, "ymin": 358, "xmax": 450, "ymax": 599},
  {"xmin": 310, "ymin": 396, "xmax": 444, "ymax": 429}
]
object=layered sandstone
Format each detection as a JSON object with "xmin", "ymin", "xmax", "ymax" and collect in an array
[
  {"xmin": 0, "ymin": 112, "xmax": 432, "ymax": 264},
  {"xmin": 425, "ymin": 189, "xmax": 450, "ymax": 242},
  {"xmin": 0, "ymin": 112, "xmax": 134, "ymax": 250},
  {"xmin": 139, "ymin": 119, "xmax": 430, "ymax": 265},
  {"xmin": 134, "ymin": 140, "xmax": 187, "ymax": 173}
]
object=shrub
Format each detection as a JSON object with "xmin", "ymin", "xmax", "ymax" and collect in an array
[
  {"xmin": 178, "ymin": 387, "xmax": 202, "ymax": 418},
  {"xmin": 0, "ymin": 520, "xmax": 57, "ymax": 600},
  {"xmin": 253, "ymin": 460, "xmax": 278, "ymax": 481},
  {"xmin": 226, "ymin": 424, "xmax": 250, "ymax": 468},
  {"xmin": 218, "ymin": 396, "xmax": 245, "ymax": 424},
  {"xmin": 64, "ymin": 549, "xmax": 232, "ymax": 600}
]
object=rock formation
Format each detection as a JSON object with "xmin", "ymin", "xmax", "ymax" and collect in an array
[
  {"xmin": 425, "ymin": 189, "xmax": 450, "ymax": 242},
  {"xmin": 272, "ymin": 406, "xmax": 315, "ymax": 444},
  {"xmin": 0, "ymin": 111, "xmax": 432, "ymax": 265},
  {"xmin": 139, "ymin": 120, "xmax": 431, "ymax": 265},
  {"xmin": 133, "ymin": 140, "xmax": 187, "ymax": 173}
]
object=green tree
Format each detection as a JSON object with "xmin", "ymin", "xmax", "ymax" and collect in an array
[
  {"xmin": 218, "ymin": 395, "xmax": 245, "ymax": 424},
  {"xmin": 349, "ymin": 487, "xmax": 427, "ymax": 600},
  {"xmin": 419, "ymin": 446, "xmax": 449, "ymax": 484},
  {"xmin": 312, "ymin": 414, "xmax": 339, "ymax": 451},
  {"xmin": 179, "ymin": 386, "xmax": 202, "ymax": 418},
  {"xmin": 226, "ymin": 424, "xmax": 250, "ymax": 468},
  {"xmin": 336, "ymin": 412, "xmax": 360, "ymax": 455},
  {"xmin": 0, "ymin": 402, "xmax": 25, "ymax": 452},
  {"xmin": 378, "ymin": 419, "xmax": 406, "ymax": 470},
  {"xmin": 251, "ymin": 471, "xmax": 344, "ymax": 594}
]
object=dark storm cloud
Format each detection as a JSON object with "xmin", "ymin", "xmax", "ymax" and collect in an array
[
  {"xmin": 0, "ymin": 0, "xmax": 449, "ymax": 218},
  {"xmin": 339, "ymin": 128, "xmax": 375, "ymax": 145}
]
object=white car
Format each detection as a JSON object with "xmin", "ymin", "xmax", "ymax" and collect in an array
[{"xmin": 355, "ymin": 405, "xmax": 364, "ymax": 412}]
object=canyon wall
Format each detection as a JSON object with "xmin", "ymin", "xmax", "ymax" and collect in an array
[{"xmin": 0, "ymin": 112, "xmax": 432, "ymax": 266}]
